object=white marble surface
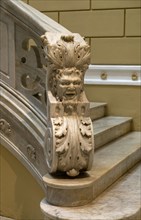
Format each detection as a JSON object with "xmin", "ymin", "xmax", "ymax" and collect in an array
[
  {"xmin": 90, "ymin": 102, "xmax": 107, "ymax": 120},
  {"xmin": 90, "ymin": 131, "xmax": 141, "ymax": 199},
  {"xmin": 41, "ymin": 163, "xmax": 141, "ymax": 220},
  {"xmin": 0, "ymin": 217, "xmax": 14, "ymax": 220},
  {"xmin": 93, "ymin": 116, "xmax": 132, "ymax": 135},
  {"xmin": 93, "ymin": 116, "xmax": 132, "ymax": 148}
]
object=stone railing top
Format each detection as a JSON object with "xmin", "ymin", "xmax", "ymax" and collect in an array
[{"xmin": 0, "ymin": 0, "xmax": 70, "ymax": 35}]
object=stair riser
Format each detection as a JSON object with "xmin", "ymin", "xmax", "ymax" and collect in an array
[
  {"xmin": 94, "ymin": 121, "xmax": 131, "ymax": 149},
  {"xmin": 92, "ymin": 147, "xmax": 141, "ymax": 200},
  {"xmin": 90, "ymin": 105, "xmax": 106, "ymax": 121}
]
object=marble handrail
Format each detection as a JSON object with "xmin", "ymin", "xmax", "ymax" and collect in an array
[
  {"xmin": 0, "ymin": 0, "xmax": 70, "ymax": 35},
  {"xmin": 0, "ymin": 0, "xmax": 94, "ymax": 209}
]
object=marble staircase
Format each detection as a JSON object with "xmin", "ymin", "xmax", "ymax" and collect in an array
[
  {"xmin": 0, "ymin": 1, "xmax": 140, "ymax": 219},
  {"xmin": 41, "ymin": 102, "xmax": 141, "ymax": 220}
]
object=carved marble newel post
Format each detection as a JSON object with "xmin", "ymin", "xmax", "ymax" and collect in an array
[{"xmin": 40, "ymin": 32, "xmax": 94, "ymax": 209}]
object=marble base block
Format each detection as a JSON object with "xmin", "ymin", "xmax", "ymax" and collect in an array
[{"xmin": 42, "ymin": 173, "xmax": 94, "ymax": 207}]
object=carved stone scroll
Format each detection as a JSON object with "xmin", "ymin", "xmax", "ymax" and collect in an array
[{"xmin": 41, "ymin": 33, "xmax": 94, "ymax": 177}]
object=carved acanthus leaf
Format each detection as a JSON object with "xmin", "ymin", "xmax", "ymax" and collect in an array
[
  {"xmin": 41, "ymin": 33, "xmax": 90, "ymax": 72},
  {"xmin": 56, "ymin": 142, "xmax": 69, "ymax": 154},
  {"xmin": 80, "ymin": 138, "xmax": 92, "ymax": 153},
  {"xmin": 53, "ymin": 117, "xmax": 63, "ymax": 126},
  {"xmin": 79, "ymin": 123, "xmax": 92, "ymax": 137},
  {"xmin": 53, "ymin": 118, "xmax": 68, "ymax": 154},
  {"xmin": 54, "ymin": 118, "xmax": 67, "ymax": 138},
  {"xmin": 79, "ymin": 118, "xmax": 92, "ymax": 137}
]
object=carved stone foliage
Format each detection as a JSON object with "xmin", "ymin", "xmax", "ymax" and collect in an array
[
  {"xmin": 0, "ymin": 119, "xmax": 11, "ymax": 135},
  {"xmin": 41, "ymin": 32, "xmax": 94, "ymax": 177}
]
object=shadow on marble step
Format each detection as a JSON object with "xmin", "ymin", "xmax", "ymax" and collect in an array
[
  {"xmin": 90, "ymin": 102, "xmax": 107, "ymax": 120},
  {"xmin": 41, "ymin": 162, "xmax": 141, "ymax": 220},
  {"xmin": 93, "ymin": 116, "xmax": 132, "ymax": 149}
]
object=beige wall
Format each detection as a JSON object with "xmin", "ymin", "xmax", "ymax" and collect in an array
[
  {"xmin": 22, "ymin": 0, "xmax": 141, "ymax": 65},
  {"xmin": 0, "ymin": 145, "xmax": 44, "ymax": 220},
  {"xmin": 85, "ymin": 85, "xmax": 141, "ymax": 131}
]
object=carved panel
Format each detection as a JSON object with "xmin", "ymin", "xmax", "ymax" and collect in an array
[
  {"xmin": 0, "ymin": 9, "xmax": 15, "ymax": 86},
  {"xmin": 0, "ymin": 21, "xmax": 8, "ymax": 75},
  {"xmin": 15, "ymin": 25, "xmax": 46, "ymax": 115}
]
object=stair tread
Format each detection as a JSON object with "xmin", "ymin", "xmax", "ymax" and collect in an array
[
  {"xmin": 93, "ymin": 116, "xmax": 132, "ymax": 148},
  {"xmin": 88, "ymin": 131, "xmax": 141, "ymax": 200},
  {"xmin": 90, "ymin": 102, "xmax": 107, "ymax": 109},
  {"xmin": 42, "ymin": 162, "xmax": 141, "ymax": 220},
  {"xmin": 91, "ymin": 131, "xmax": 141, "ymax": 177},
  {"xmin": 90, "ymin": 102, "xmax": 107, "ymax": 120},
  {"xmin": 93, "ymin": 116, "xmax": 132, "ymax": 135}
]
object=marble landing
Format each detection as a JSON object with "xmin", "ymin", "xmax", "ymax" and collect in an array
[{"xmin": 41, "ymin": 162, "xmax": 141, "ymax": 220}]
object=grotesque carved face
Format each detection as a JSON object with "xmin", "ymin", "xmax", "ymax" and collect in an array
[{"xmin": 56, "ymin": 68, "xmax": 83, "ymax": 101}]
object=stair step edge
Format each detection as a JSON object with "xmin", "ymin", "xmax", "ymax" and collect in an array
[
  {"xmin": 93, "ymin": 116, "xmax": 132, "ymax": 149},
  {"xmin": 42, "ymin": 162, "xmax": 141, "ymax": 220},
  {"xmin": 90, "ymin": 102, "xmax": 107, "ymax": 120},
  {"xmin": 90, "ymin": 132, "xmax": 141, "ymax": 199}
]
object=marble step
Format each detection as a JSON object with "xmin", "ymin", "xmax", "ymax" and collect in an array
[
  {"xmin": 90, "ymin": 131, "xmax": 141, "ymax": 200},
  {"xmin": 42, "ymin": 161, "xmax": 141, "ymax": 220},
  {"xmin": 90, "ymin": 102, "xmax": 107, "ymax": 120},
  {"xmin": 93, "ymin": 116, "xmax": 132, "ymax": 149}
]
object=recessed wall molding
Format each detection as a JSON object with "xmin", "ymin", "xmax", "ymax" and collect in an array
[{"xmin": 85, "ymin": 65, "xmax": 141, "ymax": 86}]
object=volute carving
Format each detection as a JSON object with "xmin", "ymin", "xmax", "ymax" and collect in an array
[{"xmin": 41, "ymin": 32, "xmax": 94, "ymax": 177}]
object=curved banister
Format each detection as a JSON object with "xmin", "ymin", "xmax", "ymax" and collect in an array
[
  {"xmin": 0, "ymin": 0, "xmax": 94, "ymax": 213},
  {"xmin": 0, "ymin": 0, "xmax": 70, "ymax": 35},
  {"xmin": 0, "ymin": 0, "xmax": 70, "ymax": 188}
]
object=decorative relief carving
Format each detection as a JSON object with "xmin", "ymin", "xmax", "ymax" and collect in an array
[
  {"xmin": 15, "ymin": 25, "xmax": 47, "ymax": 114},
  {"xmin": 0, "ymin": 21, "xmax": 8, "ymax": 75},
  {"xmin": 41, "ymin": 32, "xmax": 94, "ymax": 177},
  {"xmin": 41, "ymin": 33, "xmax": 90, "ymax": 102},
  {"xmin": 18, "ymin": 38, "xmax": 46, "ymax": 104},
  {"xmin": 0, "ymin": 119, "xmax": 11, "ymax": 135},
  {"xmin": 27, "ymin": 144, "xmax": 36, "ymax": 161},
  {"xmin": 20, "ymin": 71, "xmax": 46, "ymax": 104}
]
